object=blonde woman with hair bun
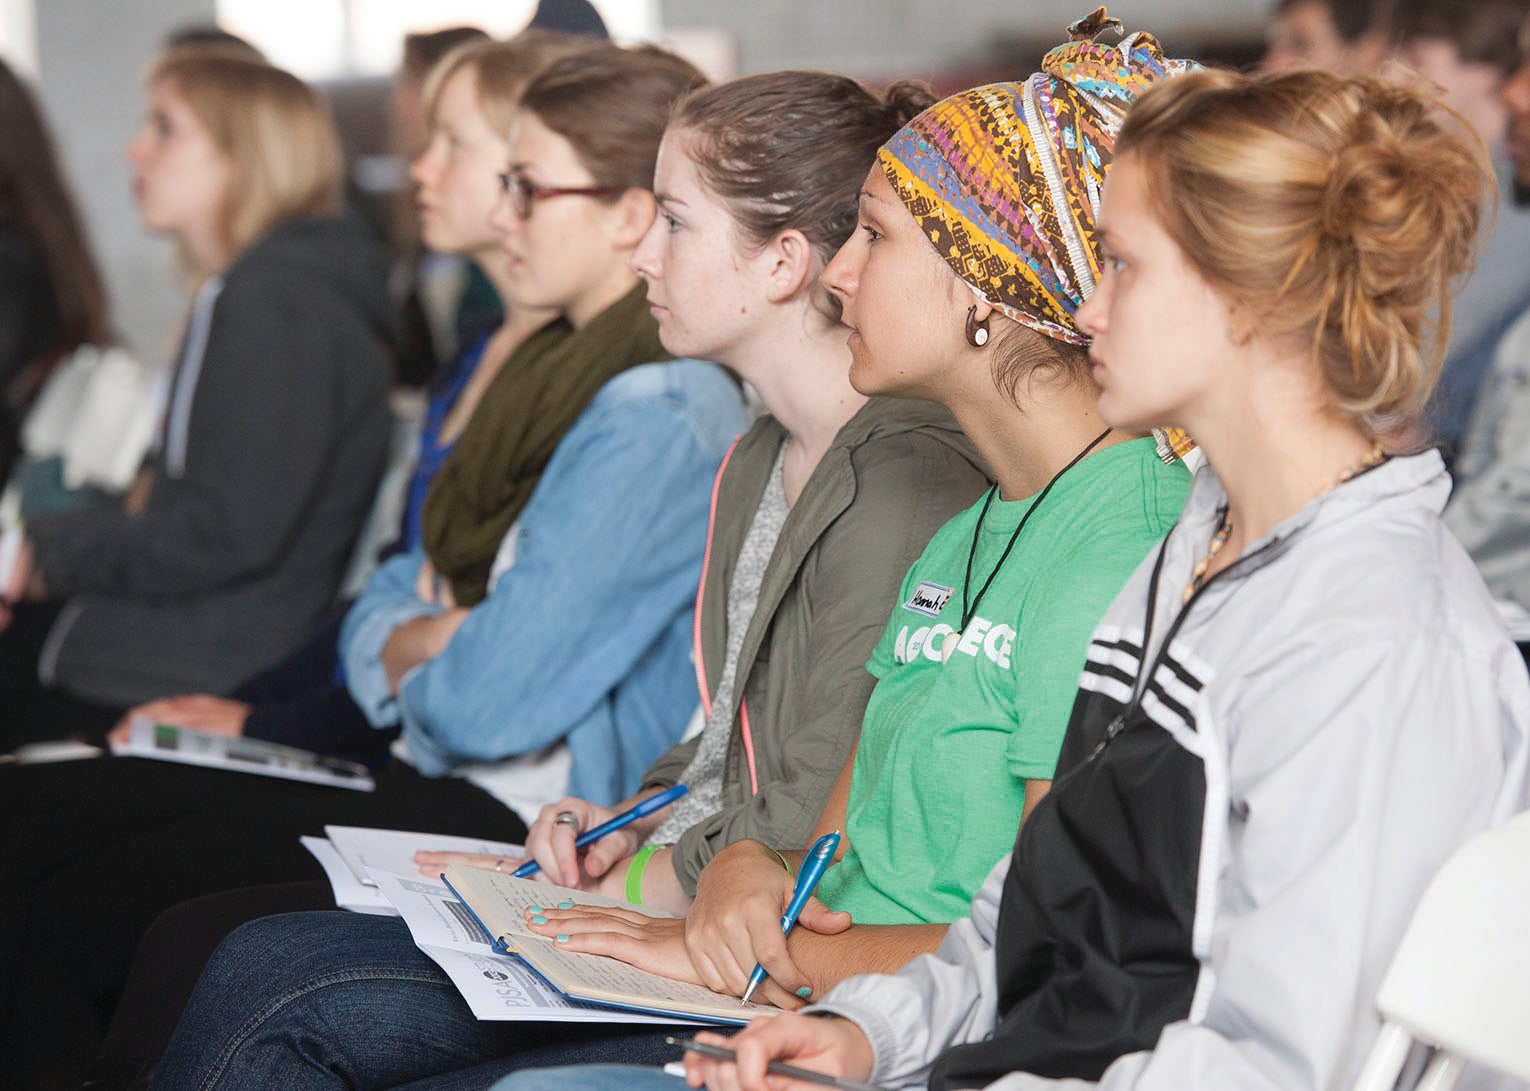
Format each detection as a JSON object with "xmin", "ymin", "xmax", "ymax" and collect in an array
[{"xmin": 679, "ymin": 67, "xmax": 1530, "ymax": 1091}]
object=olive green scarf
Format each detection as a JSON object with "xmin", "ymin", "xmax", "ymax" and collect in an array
[{"xmin": 421, "ymin": 281, "xmax": 669, "ymax": 606}]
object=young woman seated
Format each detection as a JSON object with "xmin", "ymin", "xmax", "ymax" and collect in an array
[{"xmin": 0, "ymin": 51, "xmax": 393, "ymax": 744}]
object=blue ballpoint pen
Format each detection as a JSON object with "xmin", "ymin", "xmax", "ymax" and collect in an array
[
  {"xmin": 740, "ymin": 829, "xmax": 841, "ymax": 1004},
  {"xmin": 513, "ymin": 783, "xmax": 689, "ymax": 878}
]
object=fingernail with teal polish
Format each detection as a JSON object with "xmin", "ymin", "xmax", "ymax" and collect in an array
[
  {"xmin": 556, "ymin": 934, "xmax": 570, "ymax": 943},
  {"xmin": 532, "ymin": 915, "xmax": 548, "ymax": 925},
  {"xmin": 527, "ymin": 905, "xmax": 543, "ymax": 914},
  {"xmin": 796, "ymin": 986, "xmax": 812, "ymax": 998},
  {"xmin": 558, "ymin": 900, "xmax": 574, "ymax": 909}
]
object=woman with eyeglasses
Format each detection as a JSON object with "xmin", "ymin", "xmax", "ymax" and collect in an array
[{"xmin": 0, "ymin": 40, "xmax": 745, "ymax": 1089}]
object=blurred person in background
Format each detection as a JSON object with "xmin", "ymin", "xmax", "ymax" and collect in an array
[
  {"xmin": 1262, "ymin": 0, "xmax": 1392, "ymax": 73},
  {"xmin": 526, "ymin": 0, "xmax": 609, "ymax": 37},
  {"xmin": 0, "ymin": 52, "xmax": 393, "ymax": 747},
  {"xmin": 0, "ymin": 58, "xmax": 111, "ymax": 489},
  {"xmin": 160, "ymin": 23, "xmax": 265, "ymax": 58},
  {"xmin": 1391, "ymin": 0, "xmax": 1530, "ymax": 455},
  {"xmin": 390, "ymin": 25, "xmax": 493, "ymax": 384},
  {"xmin": 1445, "ymin": 11, "xmax": 1530, "ymax": 633}
]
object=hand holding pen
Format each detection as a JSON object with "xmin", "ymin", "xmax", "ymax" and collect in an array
[
  {"xmin": 741, "ymin": 830, "xmax": 841, "ymax": 1003},
  {"xmin": 415, "ymin": 784, "xmax": 688, "ymax": 886},
  {"xmin": 517, "ymin": 783, "xmax": 690, "ymax": 880}
]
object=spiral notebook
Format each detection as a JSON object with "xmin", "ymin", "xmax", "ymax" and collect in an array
[{"xmin": 443, "ymin": 865, "xmax": 773, "ymax": 1025}]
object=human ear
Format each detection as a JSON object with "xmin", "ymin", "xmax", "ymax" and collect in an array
[
  {"xmin": 763, "ymin": 229, "xmax": 815, "ymax": 305},
  {"xmin": 1224, "ymin": 302, "xmax": 1254, "ymax": 347},
  {"xmin": 610, "ymin": 189, "xmax": 657, "ymax": 249},
  {"xmin": 965, "ymin": 299, "xmax": 1000, "ymax": 348}
]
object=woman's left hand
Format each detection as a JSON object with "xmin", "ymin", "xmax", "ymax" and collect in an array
[
  {"xmin": 521, "ymin": 904, "xmax": 708, "ymax": 986},
  {"xmin": 522, "ymin": 902, "xmax": 809, "ymax": 1010}
]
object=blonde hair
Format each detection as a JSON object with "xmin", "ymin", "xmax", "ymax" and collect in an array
[
  {"xmin": 149, "ymin": 52, "xmax": 342, "ymax": 261},
  {"xmin": 422, "ymin": 31, "xmax": 593, "ymax": 142},
  {"xmin": 1117, "ymin": 68, "xmax": 1490, "ymax": 437}
]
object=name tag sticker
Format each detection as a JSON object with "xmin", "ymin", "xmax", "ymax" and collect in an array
[{"xmin": 903, "ymin": 581, "xmax": 953, "ymax": 618}]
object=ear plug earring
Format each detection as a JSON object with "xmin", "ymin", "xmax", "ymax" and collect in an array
[{"xmin": 965, "ymin": 305, "xmax": 990, "ymax": 347}]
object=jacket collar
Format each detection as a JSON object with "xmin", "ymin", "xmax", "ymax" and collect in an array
[
  {"xmin": 700, "ymin": 397, "xmax": 976, "ymax": 703},
  {"xmin": 1168, "ymin": 449, "xmax": 1451, "ymax": 583}
]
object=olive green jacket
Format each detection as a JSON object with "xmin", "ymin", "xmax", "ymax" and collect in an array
[{"xmin": 642, "ymin": 395, "xmax": 989, "ymax": 894}]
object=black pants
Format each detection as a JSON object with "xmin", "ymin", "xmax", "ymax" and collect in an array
[
  {"xmin": 0, "ymin": 755, "xmax": 529, "ymax": 1090},
  {"xmin": 89, "ymin": 880, "xmax": 337, "ymax": 1091},
  {"xmin": 0, "ymin": 601, "xmax": 124, "ymax": 750}
]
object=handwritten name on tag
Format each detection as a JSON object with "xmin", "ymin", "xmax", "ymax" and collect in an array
[{"xmin": 903, "ymin": 581, "xmax": 953, "ymax": 618}]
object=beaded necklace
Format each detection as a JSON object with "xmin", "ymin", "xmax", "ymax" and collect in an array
[{"xmin": 1180, "ymin": 444, "xmax": 1386, "ymax": 605}]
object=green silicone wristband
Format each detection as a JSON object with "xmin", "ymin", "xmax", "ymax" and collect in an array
[
  {"xmin": 626, "ymin": 843, "xmax": 664, "ymax": 906},
  {"xmin": 765, "ymin": 846, "xmax": 793, "ymax": 877}
]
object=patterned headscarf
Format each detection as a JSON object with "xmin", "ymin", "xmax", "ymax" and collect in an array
[{"xmin": 878, "ymin": 8, "xmax": 1194, "ymax": 346}]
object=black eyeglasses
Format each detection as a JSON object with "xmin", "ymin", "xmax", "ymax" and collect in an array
[{"xmin": 497, "ymin": 170, "xmax": 623, "ymax": 219}]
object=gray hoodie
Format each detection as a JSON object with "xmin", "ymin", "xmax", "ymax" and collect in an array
[{"xmin": 30, "ymin": 215, "xmax": 394, "ymax": 705}]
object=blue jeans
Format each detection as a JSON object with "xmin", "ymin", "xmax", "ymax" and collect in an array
[
  {"xmin": 152, "ymin": 912, "xmax": 680, "ymax": 1090},
  {"xmin": 494, "ymin": 1065, "xmax": 688, "ymax": 1091}
]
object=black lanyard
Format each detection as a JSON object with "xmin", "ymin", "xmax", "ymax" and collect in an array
[{"xmin": 1083, "ymin": 522, "xmax": 1278, "ymax": 763}]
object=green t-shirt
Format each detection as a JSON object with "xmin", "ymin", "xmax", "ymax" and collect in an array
[{"xmin": 814, "ymin": 437, "xmax": 1190, "ymax": 925}]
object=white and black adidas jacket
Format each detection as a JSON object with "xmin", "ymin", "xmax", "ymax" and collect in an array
[{"xmin": 814, "ymin": 451, "xmax": 1530, "ymax": 1091}]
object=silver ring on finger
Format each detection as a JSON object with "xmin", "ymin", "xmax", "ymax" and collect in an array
[
  {"xmin": 494, "ymin": 858, "xmax": 506, "ymax": 873},
  {"xmin": 553, "ymin": 810, "xmax": 581, "ymax": 832}
]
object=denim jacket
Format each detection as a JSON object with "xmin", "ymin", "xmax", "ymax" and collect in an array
[{"xmin": 341, "ymin": 359, "xmax": 747, "ymax": 804}]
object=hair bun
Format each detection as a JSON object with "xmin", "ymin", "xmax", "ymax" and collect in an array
[
  {"xmin": 883, "ymin": 79, "xmax": 936, "ymax": 128},
  {"xmin": 1319, "ymin": 83, "xmax": 1482, "ymax": 290}
]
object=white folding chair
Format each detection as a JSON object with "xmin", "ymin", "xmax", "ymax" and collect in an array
[{"xmin": 1352, "ymin": 809, "xmax": 1530, "ymax": 1091}]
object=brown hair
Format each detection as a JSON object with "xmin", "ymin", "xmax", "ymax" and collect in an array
[
  {"xmin": 670, "ymin": 72, "xmax": 933, "ymax": 323},
  {"xmin": 1116, "ymin": 67, "xmax": 1488, "ymax": 436},
  {"xmin": 1276, "ymin": 0, "xmax": 1386, "ymax": 43},
  {"xmin": 422, "ymin": 31, "xmax": 594, "ymax": 139},
  {"xmin": 0, "ymin": 58, "xmax": 109, "ymax": 352},
  {"xmin": 150, "ymin": 52, "xmax": 343, "ymax": 261},
  {"xmin": 518, "ymin": 43, "xmax": 707, "ymax": 192},
  {"xmin": 1390, "ymin": 0, "xmax": 1530, "ymax": 74},
  {"xmin": 402, "ymin": 25, "xmax": 489, "ymax": 84}
]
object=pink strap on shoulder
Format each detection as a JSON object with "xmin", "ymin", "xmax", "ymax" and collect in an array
[{"xmin": 691, "ymin": 437, "xmax": 739, "ymax": 715}]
